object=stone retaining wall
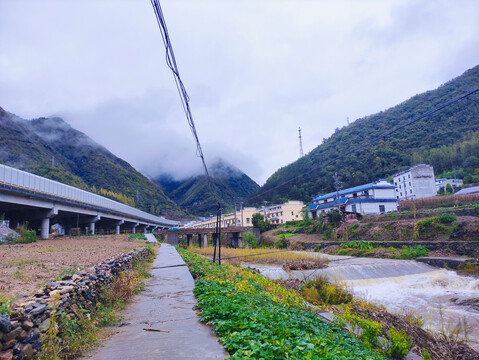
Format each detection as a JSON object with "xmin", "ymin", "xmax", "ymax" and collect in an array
[
  {"xmin": 309, "ymin": 241, "xmax": 479, "ymax": 256},
  {"xmin": 0, "ymin": 247, "xmax": 151, "ymax": 360}
]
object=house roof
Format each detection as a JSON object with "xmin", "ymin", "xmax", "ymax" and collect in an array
[
  {"xmin": 307, "ymin": 197, "xmax": 397, "ymax": 211},
  {"xmin": 455, "ymin": 186, "xmax": 479, "ymax": 195},
  {"xmin": 312, "ymin": 180, "xmax": 395, "ymax": 202}
]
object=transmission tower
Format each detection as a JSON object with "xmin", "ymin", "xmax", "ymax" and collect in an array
[{"xmin": 298, "ymin": 127, "xmax": 304, "ymax": 158}]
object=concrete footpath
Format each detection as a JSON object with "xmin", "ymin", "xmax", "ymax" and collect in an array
[{"xmin": 85, "ymin": 243, "xmax": 228, "ymax": 360}]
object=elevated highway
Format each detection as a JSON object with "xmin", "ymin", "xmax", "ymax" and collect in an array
[{"xmin": 0, "ymin": 164, "xmax": 177, "ymax": 238}]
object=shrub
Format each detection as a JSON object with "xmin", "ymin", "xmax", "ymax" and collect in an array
[
  {"xmin": 275, "ymin": 235, "xmax": 288, "ymax": 249},
  {"xmin": 302, "ymin": 275, "xmax": 353, "ymax": 306},
  {"xmin": 437, "ymin": 212, "xmax": 457, "ymax": 224},
  {"xmin": 384, "ymin": 328, "xmax": 412, "ymax": 359},
  {"xmin": 243, "ymin": 231, "xmax": 258, "ymax": 248}
]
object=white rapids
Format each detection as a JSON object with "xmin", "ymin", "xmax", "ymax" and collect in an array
[{"xmin": 249, "ymin": 253, "xmax": 479, "ymax": 351}]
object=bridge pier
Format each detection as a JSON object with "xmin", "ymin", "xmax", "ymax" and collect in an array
[
  {"xmin": 87, "ymin": 215, "xmax": 101, "ymax": 235},
  {"xmin": 41, "ymin": 218, "xmax": 50, "ymax": 239},
  {"xmin": 131, "ymin": 222, "xmax": 139, "ymax": 234},
  {"xmin": 203, "ymin": 234, "xmax": 208, "ymax": 248},
  {"xmin": 65, "ymin": 223, "xmax": 72, "ymax": 236},
  {"xmin": 187, "ymin": 234, "xmax": 193, "ymax": 247},
  {"xmin": 115, "ymin": 220, "xmax": 124, "ymax": 235},
  {"xmin": 197, "ymin": 234, "xmax": 202, "ymax": 248}
]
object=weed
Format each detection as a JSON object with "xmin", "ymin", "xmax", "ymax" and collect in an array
[
  {"xmin": 422, "ymin": 348, "xmax": 431, "ymax": 360},
  {"xmin": 384, "ymin": 328, "xmax": 412, "ymax": 359},
  {"xmin": 302, "ymin": 275, "xmax": 353, "ymax": 306},
  {"xmin": 56, "ymin": 266, "xmax": 81, "ymax": 281},
  {"xmin": 0, "ymin": 296, "xmax": 12, "ymax": 316},
  {"xmin": 129, "ymin": 233, "xmax": 147, "ymax": 241},
  {"xmin": 190, "ymin": 247, "xmax": 328, "ymax": 266}
]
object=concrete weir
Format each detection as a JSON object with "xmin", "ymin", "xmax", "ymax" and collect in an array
[{"xmin": 85, "ymin": 244, "xmax": 227, "ymax": 360}]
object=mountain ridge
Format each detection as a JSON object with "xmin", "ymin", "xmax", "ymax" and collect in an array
[{"xmin": 252, "ymin": 65, "xmax": 479, "ymax": 204}]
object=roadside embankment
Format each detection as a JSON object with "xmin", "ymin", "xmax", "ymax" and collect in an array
[{"xmin": 0, "ymin": 246, "xmax": 152, "ymax": 360}]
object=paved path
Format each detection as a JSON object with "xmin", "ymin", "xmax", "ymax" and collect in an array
[
  {"xmin": 86, "ymin": 243, "xmax": 228, "ymax": 360},
  {"xmin": 145, "ymin": 233, "xmax": 158, "ymax": 243}
]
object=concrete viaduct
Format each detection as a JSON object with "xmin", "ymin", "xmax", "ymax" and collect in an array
[
  {"xmin": 0, "ymin": 164, "xmax": 177, "ymax": 239},
  {"xmin": 156, "ymin": 227, "xmax": 260, "ymax": 248}
]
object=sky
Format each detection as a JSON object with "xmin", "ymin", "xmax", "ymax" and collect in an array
[{"xmin": 1, "ymin": 0, "xmax": 478, "ymax": 185}]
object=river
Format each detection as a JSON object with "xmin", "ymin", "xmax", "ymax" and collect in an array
[{"xmin": 248, "ymin": 253, "xmax": 479, "ymax": 351}]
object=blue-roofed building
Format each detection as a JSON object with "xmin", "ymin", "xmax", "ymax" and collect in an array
[{"xmin": 308, "ymin": 179, "xmax": 398, "ymax": 217}]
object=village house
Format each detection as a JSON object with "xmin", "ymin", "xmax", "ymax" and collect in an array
[
  {"xmin": 435, "ymin": 178, "xmax": 463, "ymax": 193},
  {"xmin": 191, "ymin": 201, "xmax": 305, "ymax": 228},
  {"xmin": 393, "ymin": 164, "xmax": 436, "ymax": 200},
  {"xmin": 264, "ymin": 201, "xmax": 305, "ymax": 224},
  {"xmin": 307, "ymin": 179, "xmax": 398, "ymax": 217}
]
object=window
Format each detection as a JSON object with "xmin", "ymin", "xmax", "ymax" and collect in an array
[
  {"xmin": 408, "ymin": 174, "xmax": 410, "ymax": 178},
  {"xmin": 379, "ymin": 205, "xmax": 385, "ymax": 213},
  {"xmin": 353, "ymin": 193, "xmax": 357, "ymax": 198},
  {"xmin": 409, "ymin": 182, "xmax": 411, "ymax": 186},
  {"xmin": 400, "ymin": 192, "xmax": 403, "ymax": 196},
  {"xmin": 351, "ymin": 204, "xmax": 357, "ymax": 212},
  {"xmin": 296, "ymin": 215, "xmax": 298, "ymax": 218},
  {"xmin": 399, "ymin": 185, "xmax": 401, "ymax": 189},
  {"xmin": 394, "ymin": 182, "xmax": 397, "ymax": 185},
  {"xmin": 396, "ymin": 189, "xmax": 398, "ymax": 192},
  {"xmin": 397, "ymin": 196, "xmax": 399, "ymax": 199},
  {"xmin": 280, "ymin": 220, "xmax": 283, "ymax": 224},
  {"xmin": 403, "ymin": 176, "xmax": 405, "ymax": 180},
  {"xmin": 246, "ymin": 218, "xmax": 250, "ymax": 223},
  {"xmin": 291, "ymin": 211, "xmax": 294, "ymax": 215},
  {"xmin": 410, "ymin": 189, "xmax": 412, "ymax": 194}
]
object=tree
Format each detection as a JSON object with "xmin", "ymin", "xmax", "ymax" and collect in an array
[
  {"xmin": 445, "ymin": 183, "xmax": 454, "ymax": 194},
  {"xmin": 252, "ymin": 213, "xmax": 272, "ymax": 233}
]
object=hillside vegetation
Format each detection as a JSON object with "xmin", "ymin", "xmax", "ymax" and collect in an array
[
  {"xmin": 156, "ymin": 159, "xmax": 259, "ymax": 216},
  {"xmin": 0, "ymin": 108, "xmax": 182, "ymax": 217},
  {"xmin": 254, "ymin": 65, "xmax": 479, "ymax": 204}
]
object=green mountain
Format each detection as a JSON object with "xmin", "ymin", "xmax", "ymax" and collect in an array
[
  {"xmin": 253, "ymin": 65, "xmax": 479, "ymax": 204},
  {"xmin": 156, "ymin": 158, "xmax": 260, "ymax": 216},
  {"xmin": 0, "ymin": 107, "xmax": 182, "ymax": 217}
]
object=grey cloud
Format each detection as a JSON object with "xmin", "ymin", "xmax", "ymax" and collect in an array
[{"xmin": 1, "ymin": 0, "xmax": 478, "ymax": 185}]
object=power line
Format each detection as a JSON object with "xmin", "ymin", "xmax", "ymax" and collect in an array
[
  {"xmin": 150, "ymin": 0, "xmax": 223, "ymax": 263},
  {"xmin": 149, "ymin": 0, "xmax": 218, "ymax": 202},
  {"xmin": 249, "ymin": 88, "xmax": 479, "ymax": 202}
]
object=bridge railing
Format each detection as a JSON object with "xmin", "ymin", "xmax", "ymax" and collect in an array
[{"xmin": 0, "ymin": 164, "xmax": 176, "ymax": 226}]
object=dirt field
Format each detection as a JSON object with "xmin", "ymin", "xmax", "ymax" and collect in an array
[{"xmin": 0, "ymin": 235, "xmax": 145, "ymax": 300}]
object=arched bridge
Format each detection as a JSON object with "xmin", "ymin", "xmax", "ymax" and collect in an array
[{"xmin": 0, "ymin": 164, "xmax": 177, "ymax": 238}]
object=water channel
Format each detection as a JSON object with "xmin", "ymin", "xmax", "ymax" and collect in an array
[{"xmin": 248, "ymin": 253, "xmax": 479, "ymax": 351}]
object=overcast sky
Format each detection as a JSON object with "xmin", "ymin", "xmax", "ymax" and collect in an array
[{"xmin": 1, "ymin": 0, "xmax": 478, "ymax": 185}]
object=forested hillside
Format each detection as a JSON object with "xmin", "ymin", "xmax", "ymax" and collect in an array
[
  {"xmin": 253, "ymin": 65, "xmax": 479, "ymax": 204},
  {"xmin": 156, "ymin": 158, "xmax": 259, "ymax": 216},
  {"xmin": 0, "ymin": 108, "xmax": 182, "ymax": 217}
]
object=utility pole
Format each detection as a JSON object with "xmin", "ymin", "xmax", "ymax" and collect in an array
[
  {"xmin": 233, "ymin": 198, "xmax": 237, "ymax": 227},
  {"xmin": 333, "ymin": 172, "xmax": 342, "ymax": 210},
  {"xmin": 240, "ymin": 201, "xmax": 244, "ymax": 227},
  {"xmin": 263, "ymin": 200, "xmax": 268, "ymax": 222},
  {"xmin": 298, "ymin": 127, "xmax": 304, "ymax": 158},
  {"xmin": 347, "ymin": 117, "xmax": 350, "ymax": 126}
]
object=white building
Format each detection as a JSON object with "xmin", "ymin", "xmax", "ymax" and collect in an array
[
  {"xmin": 307, "ymin": 179, "xmax": 398, "ymax": 216},
  {"xmin": 435, "ymin": 178, "xmax": 463, "ymax": 193},
  {"xmin": 191, "ymin": 201, "xmax": 305, "ymax": 228},
  {"xmin": 393, "ymin": 164, "xmax": 436, "ymax": 200}
]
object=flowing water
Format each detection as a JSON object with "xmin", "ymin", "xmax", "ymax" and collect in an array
[{"xmin": 248, "ymin": 253, "xmax": 479, "ymax": 351}]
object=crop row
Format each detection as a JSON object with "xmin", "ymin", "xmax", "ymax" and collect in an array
[{"xmin": 178, "ymin": 248, "xmax": 386, "ymax": 360}]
